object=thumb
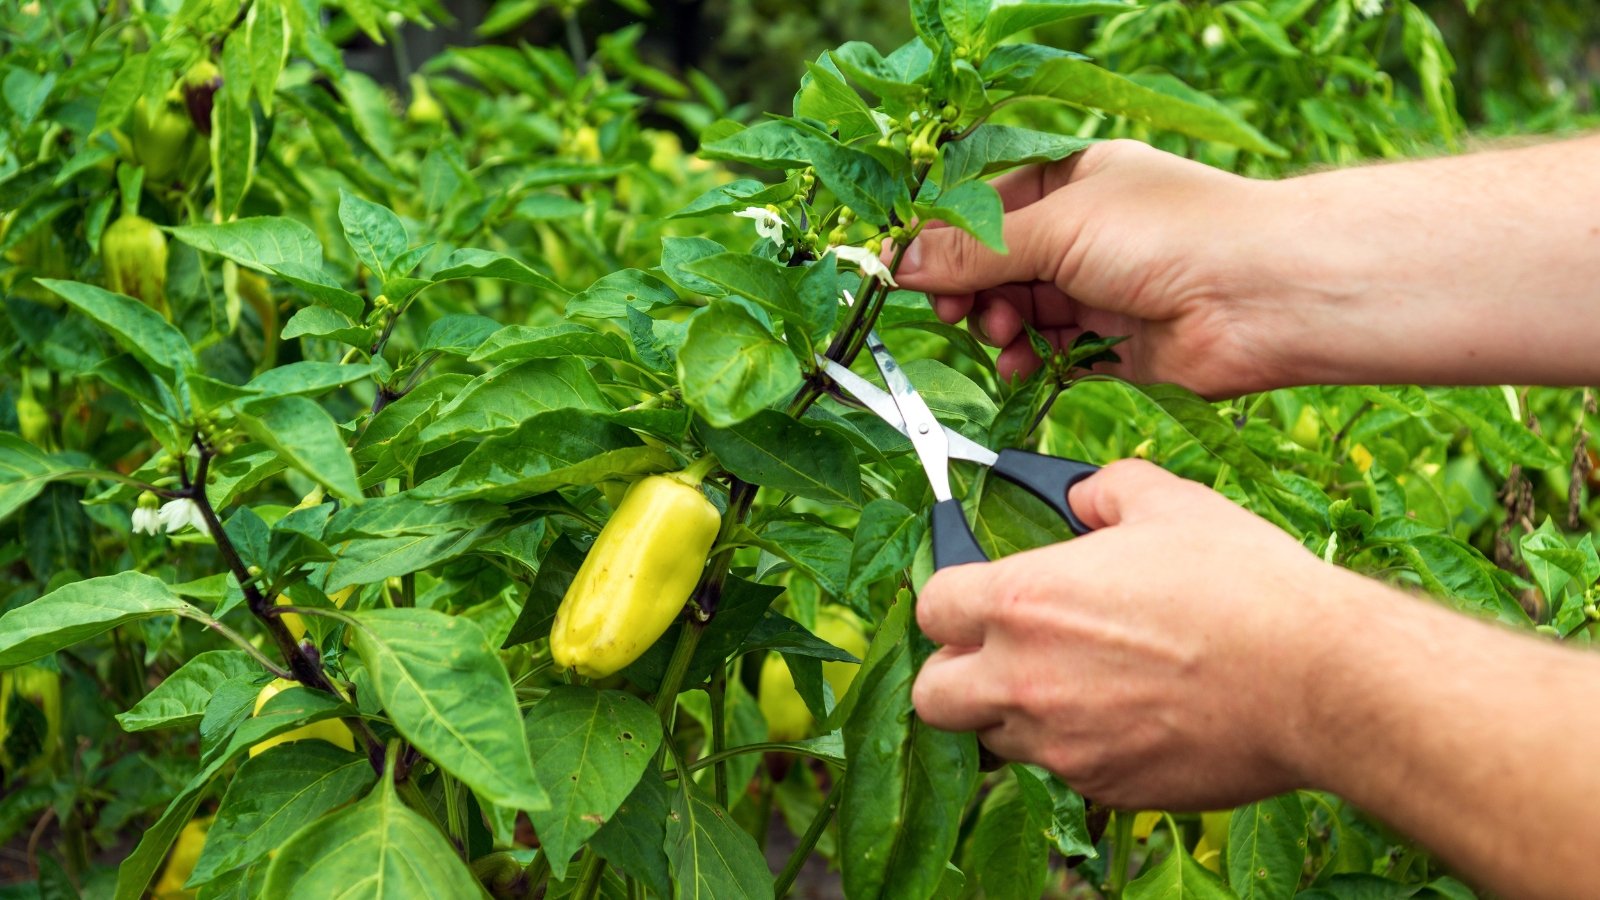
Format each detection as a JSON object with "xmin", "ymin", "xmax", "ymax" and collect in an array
[
  {"xmin": 1066, "ymin": 459, "xmax": 1185, "ymax": 530},
  {"xmin": 895, "ymin": 199, "xmax": 1076, "ymax": 295}
]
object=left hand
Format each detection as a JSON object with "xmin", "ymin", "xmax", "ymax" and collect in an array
[{"xmin": 912, "ymin": 459, "xmax": 1342, "ymax": 810}]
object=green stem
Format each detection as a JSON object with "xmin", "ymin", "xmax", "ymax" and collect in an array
[
  {"xmin": 1108, "ymin": 811, "xmax": 1136, "ymax": 897},
  {"xmin": 663, "ymin": 741, "xmax": 844, "ymax": 779},
  {"xmin": 653, "ymin": 621, "xmax": 705, "ymax": 733},
  {"xmin": 709, "ymin": 667, "xmax": 729, "ymax": 809},
  {"xmin": 573, "ymin": 851, "xmax": 607, "ymax": 900},
  {"xmin": 772, "ymin": 773, "xmax": 846, "ymax": 898},
  {"xmin": 199, "ymin": 616, "xmax": 292, "ymax": 679}
]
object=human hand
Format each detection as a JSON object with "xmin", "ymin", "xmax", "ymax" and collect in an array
[
  {"xmin": 895, "ymin": 140, "xmax": 1294, "ymax": 398},
  {"xmin": 911, "ymin": 459, "xmax": 1344, "ymax": 810}
]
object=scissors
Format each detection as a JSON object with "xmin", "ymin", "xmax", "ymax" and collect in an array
[{"xmin": 816, "ymin": 330, "xmax": 1101, "ymax": 569}]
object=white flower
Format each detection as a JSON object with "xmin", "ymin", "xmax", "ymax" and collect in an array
[
  {"xmin": 1201, "ymin": 23, "xmax": 1225, "ymax": 48},
  {"xmin": 830, "ymin": 245, "xmax": 898, "ymax": 287},
  {"xmin": 1353, "ymin": 0, "xmax": 1383, "ymax": 19},
  {"xmin": 131, "ymin": 506, "xmax": 162, "ymax": 535},
  {"xmin": 734, "ymin": 206, "xmax": 786, "ymax": 247},
  {"xmin": 156, "ymin": 498, "xmax": 211, "ymax": 536}
]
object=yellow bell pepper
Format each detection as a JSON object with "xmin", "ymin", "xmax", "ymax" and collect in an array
[
  {"xmin": 550, "ymin": 460, "xmax": 720, "ymax": 678},
  {"xmin": 152, "ymin": 816, "xmax": 212, "ymax": 900},
  {"xmin": 248, "ymin": 678, "xmax": 355, "ymax": 758}
]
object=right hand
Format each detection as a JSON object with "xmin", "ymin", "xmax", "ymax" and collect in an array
[{"xmin": 895, "ymin": 140, "xmax": 1293, "ymax": 398}]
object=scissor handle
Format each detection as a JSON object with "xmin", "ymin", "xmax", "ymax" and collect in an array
[
  {"xmin": 990, "ymin": 449, "xmax": 1100, "ymax": 537},
  {"xmin": 931, "ymin": 499, "xmax": 987, "ymax": 569}
]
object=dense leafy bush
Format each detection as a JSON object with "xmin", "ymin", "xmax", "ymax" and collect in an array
[{"xmin": 1, "ymin": 0, "xmax": 1595, "ymax": 898}]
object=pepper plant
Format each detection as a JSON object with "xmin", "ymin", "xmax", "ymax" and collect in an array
[{"xmin": 2, "ymin": 0, "xmax": 1595, "ymax": 898}]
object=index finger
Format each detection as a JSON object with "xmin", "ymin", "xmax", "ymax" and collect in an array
[{"xmin": 916, "ymin": 561, "xmax": 995, "ymax": 647}]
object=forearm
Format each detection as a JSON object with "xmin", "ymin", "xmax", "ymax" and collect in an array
[
  {"xmin": 1289, "ymin": 571, "xmax": 1600, "ymax": 898},
  {"xmin": 1259, "ymin": 134, "xmax": 1600, "ymax": 388}
]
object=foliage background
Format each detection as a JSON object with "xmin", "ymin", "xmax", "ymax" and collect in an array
[{"xmin": 2, "ymin": 0, "xmax": 1599, "ymax": 898}]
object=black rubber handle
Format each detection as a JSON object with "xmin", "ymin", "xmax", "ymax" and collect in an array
[
  {"xmin": 931, "ymin": 498, "xmax": 988, "ymax": 569},
  {"xmin": 990, "ymin": 449, "xmax": 1100, "ymax": 536}
]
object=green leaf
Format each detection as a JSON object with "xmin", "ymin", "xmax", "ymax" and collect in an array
[
  {"xmin": 1228, "ymin": 793, "xmax": 1308, "ymax": 900},
  {"xmin": 840, "ymin": 634, "xmax": 977, "ymax": 900},
  {"xmin": 698, "ymin": 119, "xmax": 811, "ymax": 169},
  {"xmin": 566, "ymin": 269, "xmax": 680, "ymax": 320},
  {"xmin": 246, "ymin": 0, "xmax": 289, "ymax": 113},
  {"xmin": 682, "ymin": 253, "xmax": 833, "ymax": 342},
  {"xmin": 980, "ymin": 1, "xmax": 1137, "ymax": 49},
  {"xmin": 350, "ymin": 608, "xmax": 547, "ymax": 812},
  {"xmin": 941, "ymin": 125, "xmax": 1095, "ymax": 185},
  {"xmin": 189, "ymin": 742, "xmax": 376, "ymax": 887},
  {"xmin": 916, "ymin": 180, "xmax": 1005, "ymax": 252},
  {"xmin": 325, "ymin": 529, "xmax": 494, "ymax": 589},
  {"xmin": 470, "ymin": 324, "xmax": 631, "ymax": 363},
  {"xmin": 269, "ymin": 262, "xmax": 366, "ymax": 319},
  {"xmin": 1125, "ymin": 844, "xmax": 1234, "ymax": 899},
  {"xmin": 798, "ymin": 59, "xmax": 880, "ymax": 142},
  {"xmin": 1429, "ymin": 389, "xmax": 1563, "ymax": 470},
  {"xmin": 210, "ymin": 89, "xmax": 257, "ymax": 220},
  {"xmin": 237, "ymin": 395, "xmax": 363, "ymax": 503},
  {"xmin": 431, "ymin": 248, "xmax": 566, "ymax": 294},
  {"xmin": 338, "ymin": 189, "xmax": 409, "ymax": 282},
  {"xmin": 262, "ymin": 769, "xmax": 480, "ymax": 900},
  {"xmin": 0, "ymin": 435, "xmax": 81, "ymax": 524},
  {"xmin": 1397, "ymin": 535, "xmax": 1529, "ymax": 627},
  {"xmin": 417, "ymin": 357, "xmax": 610, "ymax": 453},
  {"xmin": 669, "ymin": 178, "xmax": 799, "ymax": 220},
  {"xmin": 323, "ymin": 493, "xmax": 504, "ymax": 542},
  {"xmin": 0, "ymin": 571, "xmax": 201, "ymax": 669},
  {"xmin": 244, "ymin": 362, "xmax": 377, "ymax": 398},
  {"xmin": 829, "ymin": 42, "xmax": 930, "ymax": 104},
  {"xmin": 844, "ymin": 499, "xmax": 925, "ymax": 608},
  {"xmin": 1017, "ymin": 58, "xmax": 1286, "ymax": 157},
  {"xmin": 661, "ymin": 236, "xmax": 734, "ymax": 296},
  {"xmin": 1018, "ymin": 765, "xmax": 1097, "ymax": 858},
  {"xmin": 280, "ymin": 306, "xmax": 369, "ymax": 344},
  {"xmin": 589, "ymin": 770, "xmax": 672, "ymax": 897},
  {"xmin": 115, "ymin": 687, "xmax": 354, "ymax": 900},
  {"xmin": 664, "ymin": 784, "xmax": 774, "ymax": 899},
  {"xmin": 115, "ymin": 650, "xmax": 260, "ymax": 733},
  {"xmin": 501, "ymin": 534, "xmax": 587, "ymax": 649},
  {"xmin": 801, "ymin": 132, "xmax": 903, "ymax": 226},
  {"xmin": 1221, "ymin": 4, "xmax": 1302, "ymax": 57},
  {"xmin": 524, "ymin": 686, "xmax": 664, "ymax": 879},
  {"xmin": 169, "ymin": 217, "xmax": 324, "ymax": 273},
  {"xmin": 699, "ymin": 409, "xmax": 861, "ymax": 506},
  {"xmin": 37, "ymin": 280, "xmax": 196, "ymax": 379},
  {"xmin": 1133, "ymin": 383, "xmax": 1279, "ymax": 485},
  {"xmin": 968, "ymin": 766, "xmax": 1051, "ymax": 900},
  {"xmin": 678, "ymin": 302, "xmax": 803, "ymax": 428},
  {"xmin": 435, "ymin": 409, "xmax": 676, "ymax": 503}
]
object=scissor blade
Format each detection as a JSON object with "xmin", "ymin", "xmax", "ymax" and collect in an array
[
  {"xmin": 815, "ymin": 355, "xmax": 999, "ymax": 466},
  {"xmin": 863, "ymin": 331, "xmax": 954, "ymax": 501}
]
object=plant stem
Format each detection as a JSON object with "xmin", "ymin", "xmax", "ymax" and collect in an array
[
  {"xmin": 1107, "ymin": 811, "xmax": 1135, "ymax": 897},
  {"xmin": 772, "ymin": 773, "xmax": 846, "ymax": 898},
  {"xmin": 188, "ymin": 436, "xmax": 386, "ymax": 772},
  {"xmin": 653, "ymin": 621, "xmax": 704, "ymax": 729},
  {"xmin": 709, "ymin": 668, "xmax": 729, "ymax": 809},
  {"xmin": 573, "ymin": 851, "xmax": 607, "ymax": 900},
  {"xmin": 201, "ymin": 617, "xmax": 291, "ymax": 679}
]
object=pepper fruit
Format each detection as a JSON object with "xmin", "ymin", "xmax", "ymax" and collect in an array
[
  {"xmin": 757, "ymin": 607, "xmax": 869, "ymax": 740},
  {"xmin": 248, "ymin": 678, "xmax": 355, "ymax": 758},
  {"xmin": 405, "ymin": 74, "xmax": 444, "ymax": 126},
  {"xmin": 132, "ymin": 95, "xmax": 195, "ymax": 183},
  {"xmin": 15, "ymin": 376, "xmax": 51, "ymax": 448},
  {"xmin": 0, "ymin": 664, "xmax": 62, "ymax": 774},
  {"xmin": 101, "ymin": 213, "xmax": 169, "ymax": 316},
  {"xmin": 181, "ymin": 60, "xmax": 222, "ymax": 136},
  {"xmin": 551, "ymin": 459, "xmax": 721, "ymax": 678},
  {"xmin": 279, "ymin": 585, "xmax": 355, "ymax": 643},
  {"xmin": 758, "ymin": 653, "xmax": 811, "ymax": 742},
  {"xmin": 152, "ymin": 815, "xmax": 212, "ymax": 900}
]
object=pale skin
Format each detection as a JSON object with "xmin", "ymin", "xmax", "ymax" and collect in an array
[{"xmin": 899, "ymin": 135, "xmax": 1600, "ymax": 899}]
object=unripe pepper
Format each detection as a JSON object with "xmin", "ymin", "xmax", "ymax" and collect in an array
[
  {"xmin": 551, "ymin": 459, "xmax": 721, "ymax": 678},
  {"xmin": 101, "ymin": 214, "xmax": 169, "ymax": 316},
  {"xmin": 248, "ymin": 678, "xmax": 355, "ymax": 758},
  {"xmin": 132, "ymin": 95, "xmax": 195, "ymax": 183},
  {"xmin": 15, "ymin": 376, "xmax": 51, "ymax": 448},
  {"xmin": 181, "ymin": 60, "xmax": 222, "ymax": 136},
  {"xmin": 758, "ymin": 653, "xmax": 811, "ymax": 742}
]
